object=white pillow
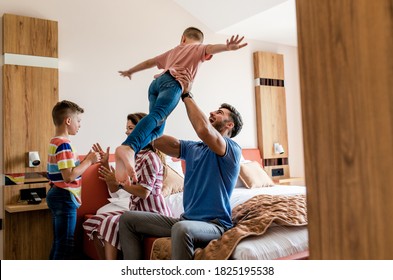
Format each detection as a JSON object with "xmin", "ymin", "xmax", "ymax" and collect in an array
[
  {"xmin": 235, "ymin": 157, "xmax": 251, "ymax": 188},
  {"xmin": 235, "ymin": 177, "xmax": 247, "ymax": 188},
  {"xmin": 96, "ymin": 197, "xmax": 130, "ymax": 214},
  {"xmin": 112, "ymin": 189, "xmax": 131, "ymax": 198},
  {"xmin": 165, "ymin": 156, "xmax": 184, "ymax": 178},
  {"xmin": 240, "ymin": 155, "xmax": 250, "ymax": 163},
  {"xmin": 107, "ymin": 184, "xmax": 131, "ymax": 198}
]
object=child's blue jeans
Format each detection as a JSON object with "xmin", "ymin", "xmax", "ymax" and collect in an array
[
  {"xmin": 46, "ymin": 186, "xmax": 79, "ymax": 260},
  {"xmin": 122, "ymin": 72, "xmax": 182, "ymax": 153}
]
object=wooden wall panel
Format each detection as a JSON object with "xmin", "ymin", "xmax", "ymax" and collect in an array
[
  {"xmin": 4, "ymin": 210, "xmax": 52, "ymax": 259},
  {"xmin": 253, "ymin": 51, "xmax": 285, "ymax": 80},
  {"xmin": 255, "ymin": 86, "xmax": 288, "ymax": 159},
  {"xmin": 2, "ymin": 14, "xmax": 59, "ymax": 260},
  {"xmin": 3, "ymin": 184, "xmax": 52, "ymax": 259},
  {"xmin": 253, "ymin": 51, "xmax": 289, "ymax": 179},
  {"xmin": 4, "ymin": 184, "xmax": 50, "ymax": 205},
  {"xmin": 264, "ymin": 165, "xmax": 290, "ymax": 181},
  {"xmin": 2, "ymin": 13, "xmax": 58, "ymax": 57},
  {"xmin": 297, "ymin": 0, "xmax": 393, "ymax": 259},
  {"xmin": 3, "ymin": 65, "xmax": 58, "ymax": 174}
]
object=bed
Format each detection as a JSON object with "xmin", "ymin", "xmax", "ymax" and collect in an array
[
  {"xmin": 150, "ymin": 184, "xmax": 308, "ymax": 260},
  {"xmin": 78, "ymin": 149, "xmax": 308, "ymax": 260}
]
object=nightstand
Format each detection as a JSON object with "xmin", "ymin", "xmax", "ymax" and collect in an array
[{"xmin": 275, "ymin": 177, "xmax": 305, "ymax": 186}]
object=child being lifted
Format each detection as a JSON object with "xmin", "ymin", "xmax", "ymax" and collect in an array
[{"xmin": 116, "ymin": 27, "xmax": 247, "ymax": 185}]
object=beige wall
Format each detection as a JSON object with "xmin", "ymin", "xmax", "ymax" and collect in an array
[{"xmin": 0, "ymin": 0, "xmax": 304, "ymax": 257}]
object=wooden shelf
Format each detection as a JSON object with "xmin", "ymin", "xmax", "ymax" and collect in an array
[
  {"xmin": 23, "ymin": 178, "xmax": 49, "ymax": 184},
  {"xmin": 5, "ymin": 201, "xmax": 48, "ymax": 213},
  {"xmin": 276, "ymin": 177, "xmax": 305, "ymax": 186}
]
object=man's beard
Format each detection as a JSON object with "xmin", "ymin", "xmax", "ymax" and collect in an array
[{"xmin": 213, "ymin": 121, "xmax": 226, "ymax": 134}]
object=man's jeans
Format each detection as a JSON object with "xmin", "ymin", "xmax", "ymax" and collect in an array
[{"xmin": 119, "ymin": 211, "xmax": 225, "ymax": 260}]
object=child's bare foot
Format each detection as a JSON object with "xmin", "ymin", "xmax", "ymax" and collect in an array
[
  {"xmin": 115, "ymin": 145, "xmax": 137, "ymax": 183},
  {"xmin": 115, "ymin": 148, "xmax": 128, "ymax": 183},
  {"xmin": 114, "ymin": 156, "xmax": 131, "ymax": 186}
]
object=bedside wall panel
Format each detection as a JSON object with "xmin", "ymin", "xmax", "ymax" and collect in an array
[
  {"xmin": 253, "ymin": 51, "xmax": 289, "ymax": 179},
  {"xmin": 3, "ymin": 13, "xmax": 58, "ymax": 58},
  {"xmin": 3, "ymin": 65, "xmax": 58, "ymax": 174},
  {"xmin": 2, "ymin": 13, "xmax": 58, "ymax": 260}
]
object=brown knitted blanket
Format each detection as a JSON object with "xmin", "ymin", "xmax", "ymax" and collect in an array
[
  {"xmin": 150, "ymin": 194, "xmax": 307, "ymax": 260},
  {"xmin": 194, "ymin": 194, "xmax": 308, "ymax": 260}
]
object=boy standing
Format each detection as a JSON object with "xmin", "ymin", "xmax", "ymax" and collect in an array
[
  {"xmin": 116, "ymin": 27, "xmax": 247, "ymax": 184},
  {"xmin": 46, "ymin": 100, "xmax": 100, "ymax": 259}
]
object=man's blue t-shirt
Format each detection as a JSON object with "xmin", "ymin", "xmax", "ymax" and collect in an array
[{"xmin": 179, "ymin": 137, "xmax": 241, "ymax": 229}]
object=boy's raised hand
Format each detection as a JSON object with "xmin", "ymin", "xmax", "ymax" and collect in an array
[
  {"xmin": 85, "ymin": 149, "xmax": 101, "ymax": 165},
  {"xmin": 226, "ymin": 35, "xmax": 248, "ymax": 51},
  {"xmin": 92, "ymin": 143, "xmax": 109, "ymax": 165},
  {"xmin": 118, "ymin": 70, "xmax": 132, "ymax": 80}
]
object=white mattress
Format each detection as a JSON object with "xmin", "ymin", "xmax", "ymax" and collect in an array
[
  {"xmin": 165, "ymin": 185, "xmax": 308, "ymax": 260},
  {"xmin": 231, "ymin": 225, "xmax": 308, "ymax": 260}
]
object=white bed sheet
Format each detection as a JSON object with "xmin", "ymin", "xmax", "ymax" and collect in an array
[{"xmin": 165, "ymin": 185, "xmax": 308, "ymax": 260}]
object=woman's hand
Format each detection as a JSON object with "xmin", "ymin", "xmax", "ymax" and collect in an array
[{"xmin": 98, "ymin": 165, "xmax": 118, "ymax": 186}]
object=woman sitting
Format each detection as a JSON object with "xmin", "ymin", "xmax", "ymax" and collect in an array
[{"xmin": 83, "ymin": 112, "xmax": 172, "ymax": 259}]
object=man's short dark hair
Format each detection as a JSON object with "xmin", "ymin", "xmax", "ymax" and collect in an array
[
  {"xmin": 220, "ymin": 103, "xmax": 243, "ymax": 138},
  {"xmin": 52, "ymin": 100, "xmax": 84, "ymax": 126},
  {"xmin": 183, "ymin": 27, "xmax": 204, "ymax": 42}
]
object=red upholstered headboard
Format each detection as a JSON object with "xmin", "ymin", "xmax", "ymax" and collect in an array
[{"xmin": 242, "ymin": 148, "xmax": 263, "ymax": 166}]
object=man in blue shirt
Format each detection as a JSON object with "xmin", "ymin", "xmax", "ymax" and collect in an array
[{"xmin": 119, "ymin": 90, "xmax": 243, "ymax": 259}]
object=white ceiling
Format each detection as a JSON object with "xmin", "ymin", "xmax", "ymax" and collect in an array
[{"xmin": 173, "ymin": 0, "xmax": 298, "ymax": 47}]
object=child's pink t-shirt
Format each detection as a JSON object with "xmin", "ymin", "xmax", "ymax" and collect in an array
[{"xmin": 154, "ymin": 43, "xmax": 212, "ymax": 92}]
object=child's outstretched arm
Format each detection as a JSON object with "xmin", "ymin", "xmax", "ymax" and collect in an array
[
  {"xmin": 118, "ymin": 57, "xmax": 157, "ymax": 80},
  {"xmin": 61, "ymin": 149, "xmax": 101, "ymax": 183},
  {"xmin": 205, "ymin": 35, "xmax": 248, "ymax": 55}
]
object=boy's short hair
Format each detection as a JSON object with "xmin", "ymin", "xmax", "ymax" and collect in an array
[
  {"xmin": 220, "ymin": 103, "xmax": 243, "ymax": 138},
  {"xmin": 183, "ymin": 27, "xmax": 204, "ymax": 42},
  {"xmin": 52, "ymin": 100, "xmax": 84, "ymax": 126}
]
